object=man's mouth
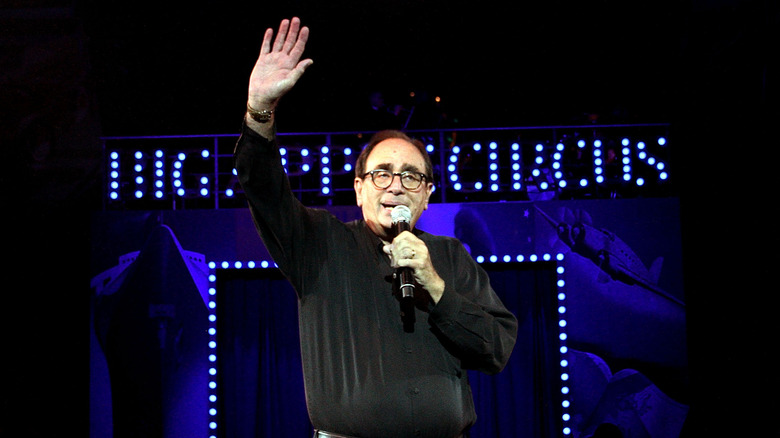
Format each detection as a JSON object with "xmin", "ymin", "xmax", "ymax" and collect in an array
[{"xmin": 381, "ymin": 202, "xmax": 405, "ymax": 213}]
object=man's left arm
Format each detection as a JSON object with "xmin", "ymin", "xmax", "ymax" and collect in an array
[{"xmin": 426, "ymin": 241, "xmax": 519, "ymax": 375}]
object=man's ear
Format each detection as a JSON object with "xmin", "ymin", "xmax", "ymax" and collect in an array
[
  {"xmin": 354, "ymin": 177, "xmax": 363, "ymax": 207},
  {"xmin": 423, "ymin": 182, "xmax": 434, "ymax": 210}
]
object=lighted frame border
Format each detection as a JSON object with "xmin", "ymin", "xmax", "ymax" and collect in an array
[{"xmin": 205, "ymin": 252, "xmax": 571, "ymax": 437}]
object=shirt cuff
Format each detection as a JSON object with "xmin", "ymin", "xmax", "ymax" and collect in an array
[{"xmin": 429, "ymin": 283, "xmax": 464, "ymax": 326}]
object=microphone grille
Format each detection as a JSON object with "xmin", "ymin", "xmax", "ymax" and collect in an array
[{"xmin": 391, "ymin": 205, "xmax": 412, "ymax": 224}]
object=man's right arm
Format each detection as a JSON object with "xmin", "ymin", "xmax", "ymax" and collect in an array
[
  {"xmin": 233, "ymin": 17, "xmax": 315, "ymax": 288},
  {"xmin": 234, "ymin": 121, "xmax": 316, "ymax": 294}
]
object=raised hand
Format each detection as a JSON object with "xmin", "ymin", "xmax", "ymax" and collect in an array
[{"xmin": 247, "ymin": 17, "xmax": 313, "ymax": 112}]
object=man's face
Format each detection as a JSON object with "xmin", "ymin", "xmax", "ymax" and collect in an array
[{"xmin": 354, "ymin": 138, "xmax": 433, "ymax": 242}]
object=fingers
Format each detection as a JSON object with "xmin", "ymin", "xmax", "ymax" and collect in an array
[
  {"xmin": 266, "ymin": 17, "xmax": 307, "ymax": 55},
  {"xmin": 272, "ymin": 18, "xmax": 290, "ymax": 52},
  {"xmin": 283, "ymin": 18, "xmax": 304, "ymax": 54},
  {"xmin": 386, "ymin": 236, "xmax": 444, "ymax": 301},
  {"xmin": 290, "ymin": 24, "xmax": 309, "ymax": 58},
  {"xmin": 260, "ymin": 27, "xmax": 273, "ymax": 54},
  {"xmin": 385, "ymin": 232, "xmax": 425, "ymax": 266}
]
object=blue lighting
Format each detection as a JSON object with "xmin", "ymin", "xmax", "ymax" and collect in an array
[{"xmin": 103, "ymin": 128, "xmax": 671, "ymax": 205}]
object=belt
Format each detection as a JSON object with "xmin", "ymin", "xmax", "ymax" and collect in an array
[{"xmin": 313, "ymin": 430, "xmax": 359, "ymax": 438}]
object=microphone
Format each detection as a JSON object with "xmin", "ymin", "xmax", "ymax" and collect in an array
[{"xmin": 391, "ymin": 205, "xmax": 415, "ymax": 299}]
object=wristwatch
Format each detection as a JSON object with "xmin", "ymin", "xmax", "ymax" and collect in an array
[{"xmin": 247, "ymin": 103, "xmax": 274, "ymax": 123}]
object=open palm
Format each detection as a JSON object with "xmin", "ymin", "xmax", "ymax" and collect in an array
[{"xmin": 248, "ymin": 17, "xmax": 313, "ymax": 110}]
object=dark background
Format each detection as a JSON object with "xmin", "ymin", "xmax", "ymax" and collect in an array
[
  {"xmin": 2, "ymin": 0, "xmax": 777, "ymax": 436},
  {"xmin": 82, "ymin": 0, "xmax": 683, "ymax": 135}
]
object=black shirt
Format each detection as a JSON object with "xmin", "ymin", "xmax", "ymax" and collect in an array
[{"xmin": 234, "ymin": 124, "xmax": 518, "ymax": 438}]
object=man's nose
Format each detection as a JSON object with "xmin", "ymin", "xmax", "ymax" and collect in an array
[{"xmin": 386, "ymin": 174, "xmax": 405, "ymax": 193}]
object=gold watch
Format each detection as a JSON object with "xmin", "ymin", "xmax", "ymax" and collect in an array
[{"xmin": 247, "ymin": 103, "xmax": 273, "ymax": 123}]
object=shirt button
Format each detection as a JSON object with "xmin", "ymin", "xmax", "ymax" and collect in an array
[{"xmin": 405, "ymin": 347, "xmax": 413, "ymax": 354}]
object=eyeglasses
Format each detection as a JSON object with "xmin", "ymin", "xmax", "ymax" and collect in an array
[{"xmin": 363, "ymin": 169, "xmax": 428, "ymax": 190}]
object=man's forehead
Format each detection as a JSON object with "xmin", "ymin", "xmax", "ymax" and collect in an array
[{"xmin": 366, "ymin": 138, "xmax": 425, "ymax": 169}]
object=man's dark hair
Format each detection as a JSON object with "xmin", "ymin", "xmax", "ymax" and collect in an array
[{"xmin": 354, "ymin": 130, "xmax": 434, "ymax": 182}]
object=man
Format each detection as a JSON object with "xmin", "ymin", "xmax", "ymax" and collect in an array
[{"xmin": 234, "ymin": 17, "xmax": 518, "ymax": 438}]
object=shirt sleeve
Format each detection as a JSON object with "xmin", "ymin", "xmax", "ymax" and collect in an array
[
  {"xmin": 427, "ymin": 239, "xmax": 519, "ymax": 375},
  {"xmin": 233, "ymin": 123, "xmax": 328, "ymax": 295}
]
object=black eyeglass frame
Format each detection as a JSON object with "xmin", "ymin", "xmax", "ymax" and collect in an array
[{"xmin": 362, "ymin": 169, "xmax": 429, "ymax": 190}]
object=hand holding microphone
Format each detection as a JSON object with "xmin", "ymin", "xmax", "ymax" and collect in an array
[
  {"xmin": 390, "ymin": 206, "xmax": 415, "ymax": 299},
  {"xmin": 386, "ymin": 206, "xmax": 446, "ymax": 304}
]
